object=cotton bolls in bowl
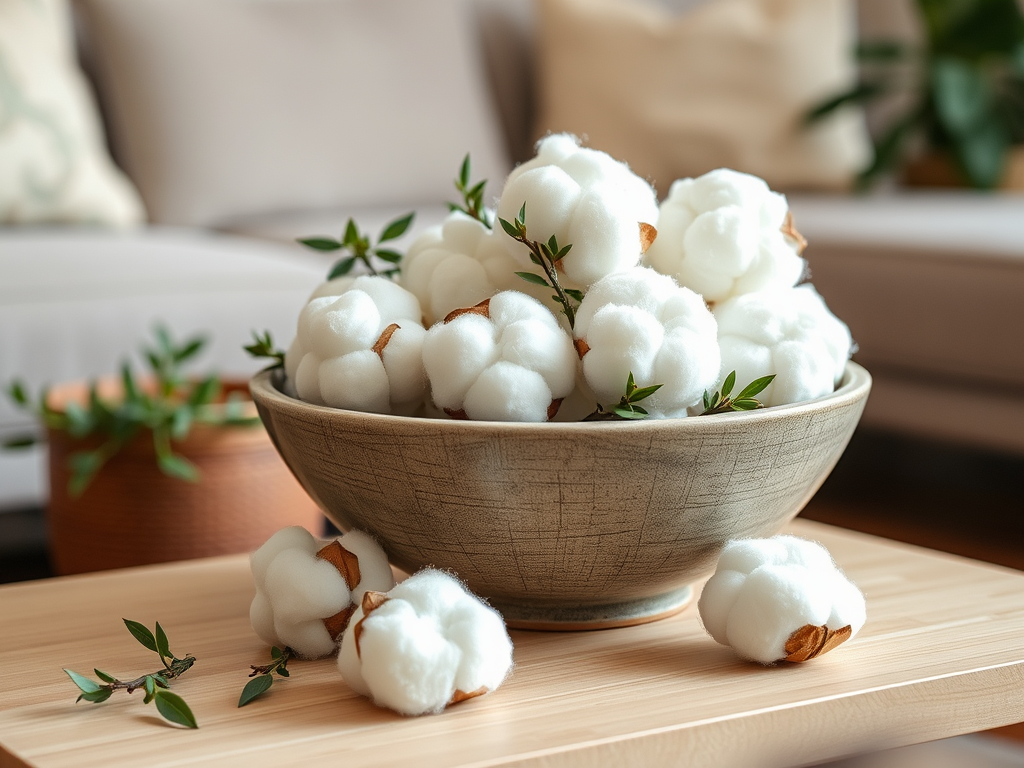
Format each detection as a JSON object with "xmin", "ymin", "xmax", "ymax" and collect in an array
[{"xmin": 250, "ymin": 362, "xmax": 870, "ymax": 630}]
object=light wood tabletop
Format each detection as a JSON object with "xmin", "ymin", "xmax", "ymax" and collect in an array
[{"xmin": 1, "ymin": 519, "xmax": 1022, "ymax": 768}]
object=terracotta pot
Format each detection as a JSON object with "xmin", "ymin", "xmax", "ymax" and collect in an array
[
  {"xmin": 903, "ymin": 146, "xmax": 1024, "ymax": 190},
  {"xmin": 46, "ymin": 378, "xmax": 324, "ymax": 575}
]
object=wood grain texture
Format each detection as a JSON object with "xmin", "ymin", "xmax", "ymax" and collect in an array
[
  {"xmin": 250, "ymin": 364, "xmax": 871, "ymax": 626},
  {"xmin": 1, "ymin": 520, "xmax": 1022, "ymax": 768}
]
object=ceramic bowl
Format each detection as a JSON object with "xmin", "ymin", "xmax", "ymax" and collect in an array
[{"xmin": 251, "ymin": 363, "xmax": 871, "ymax": 630}]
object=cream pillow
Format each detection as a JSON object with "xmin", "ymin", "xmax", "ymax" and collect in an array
[
  {"xmin": 534, "ymin": 0, "xmax": 871, "ymax": 194},
  {"xmin": 76, "ymin": 0, "xmax": 510, "ymax": 228},
  {"xmin": 0, "ymin": 0, "xmax": 143, "ymax": 225}
]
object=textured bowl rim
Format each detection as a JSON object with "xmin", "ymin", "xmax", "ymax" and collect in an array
[{"xmin": 250, "ymin": 361, "xmax": 871, "ymax": 434}]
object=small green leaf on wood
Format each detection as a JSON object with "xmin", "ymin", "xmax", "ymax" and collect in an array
[
  {"xmin": 78, "ymin": 688, "xmax": 113, "ymax": 704},
  {"xmin": 94, "ymin": 668, "xmax": 116, "ymax": 683},
  {"xmin": 155, "ymin": 622, "xmax": 172, "ymax": 660},
  {"xmin": 64, "ymin": 669, "xmax": 102, "ymax": 694},
  {"xmin": 238, "ymin": 674, "xmax": 274, "ymax": 707},
  {"xmin": 154, "ymin": 690, "xmax": 198, "ymax": 728},
  {"xmin": 123, "ymin": 620, "xmax": 158, "ymax": 653}
]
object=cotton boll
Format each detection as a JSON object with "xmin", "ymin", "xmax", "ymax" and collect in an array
[
  {"xmin": 379, "ymin": 324, "xmax": 428, "ymax": 407},
  {"xmin": 498, "ymin": 166, "xmax": 580, "ymax": 252},
  {"xmin": 496, "ymin": 133, "xmax": 658, "ymax": 288},
  {"xmin": 249, "ymin": 526, "xmax": 396, "ymax": 659},
  {"xmin": 582, "ymin": 305, "xmax": 665, "ymax": 401},
  {"xmin": 464, "ymin": 362, "xmax": 553, "ymax": 422},
  {"xmin": 422, "ymin": 291, "xmax": 576, "ymax": 422},
  {"xmin": 575, "ymin": 267, "xmax": 719, "ymax": 412},
  {"xmin": 422, "ymin": 313, "xmax": 498, "ymax": 412},
  {"xmin": 714, "ymin": 285, "xmax": 853, "ymax": 407},
  {"xmin": 309, "ymin": 276, "xmax": 356, "ymax": 301},
  {"xmin": 698, "ymin": 534, "xmax": 866, "ymax": 665},
  {"xmin": 289, "ymin": 277, "xmax": 428, "ymax": 412},
  {"xmin": 294, "ymin": 353, "xmax": 325, "ymax": 405},
  {"xmin": 337, "ymin": 569, "xmax": 514, "ymax": 716},
  {"xmin": 319, "ymin": 350, "xmax": 391, "ymax": 413},
  {"xmin": 644, "ymin": 168, "xmax": 805, "ymax": 303}
]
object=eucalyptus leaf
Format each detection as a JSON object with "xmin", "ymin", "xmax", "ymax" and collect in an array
[
  {"xmin": 238, "ymin": 674, "xmax": 274, "ymax": 707},
  {"xmin": 154, "ymin": 690, "xmax": 198, "ymax": 728},
  {"xmin": 78, "ymin": 688, "xmax": 113, "ymax": 704},
  {"xmin": 378, "ymin": 213, "xmax": 414, "ymax": 243},
  {"xmin": 123, "ymin": 620, "xmax": 159, "ymax": 652},
  {"xmin": 327, "ymin": 256, "xmax": 358, "ymax": 280},
  {"xmin": 736, "ymin": 374, "xmax": 776, "ymax": 400},
  {"xmin": 499, "ymin": 217, "xmax": 519, "ymax": 238},
  {"xmin": 157, "ymin": 453, "xmax": 200, "ymax": 483},
  {"xmin": 721, "ymin": 371, "xmax": 736, "ymax": 398},
  {"xmin": 155, "ymin": 622, "xmax": 172, "ymax": 660},
  {"xmin": 297, "ymin": 237, "xmax": 342, "ymax": 252},
  {"xmin": 94, "ymin": 669, "xmax": 116, "ymax": 683},
  {"xmin": 515, "ymin": 271, "xmax": 550, "ymax": 287},
  {"xmin": 374, "ymin": 248, "xmax": 403, "ymax": 264},
  {"xmin": 64, "ymin": 669, "xmax": 102, "ymax": 693}
]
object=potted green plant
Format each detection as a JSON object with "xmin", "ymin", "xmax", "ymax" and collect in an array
[
  {"xmin": 4, "ymin": 327, "xmax": 322, "ymax": 575},
  {"xmin": 810, "ymin": 0, "xmax": 1024, "ymax": 189}
]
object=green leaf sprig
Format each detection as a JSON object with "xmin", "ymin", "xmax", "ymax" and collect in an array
[
  {"xmin": 584, "ymin": 372, "xmax": 663, "ymax": 421},
  {"xmin": 4, "ymin": 327, "xmax": 259, "ymax": 496},
  {"xmin": 499, "ymin": 202, "xmax": 584, "ymax": 329},
  {"xmin": 63, "ymin": 619, "xmax": 198, "ymax": 729},
  {"xmin": 700, "ymin": 371, "xmax": 776, "ymax": 415},
  {"xmin": 244, "ymin": 330, "xmax": 286, "ymax": 371},
  {"xmin": 238, "ymin": 646, "xmax": 293, "ymax": 707},
  {"xmin": 298, "ymin": 213, "xmax": 415, "ymax": 280},
  {"xmin": 447, "ymin": 154, "xmax": 491, "ymax": 228}
]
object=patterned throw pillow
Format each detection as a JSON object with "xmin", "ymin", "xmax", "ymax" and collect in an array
[{"xmin": 0, "ymin": 0, "xmax": 143, "ymax": 226}]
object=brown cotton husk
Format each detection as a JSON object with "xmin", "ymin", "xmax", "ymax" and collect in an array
[
  {"xmin": 316, "ymin": 540, "xmax": 363, "ymax": 638},
  {"xmin": 444, "ymin": 407, "xmax": 469, "ymax": 420},
  {"xmin": 574, "ymin": 338, "xmax": 590, "ymax": 359},
  {"xmin": 780, "ymin": 212, "xmax": 808, "ymax": 255},
  {"xmin": 443, "ymin": 298, "xmax": 491, "ymax": 324},
  {"xmin": 639, "ymin": 222, "xmax": 658, "ymax": 253},
  {"xmin": 783, "ymin": 623, "xmax": 852, "ymax": 662},
  {"xmin": 372, "ymin": 323, "xmax": 401, "ymax": 359},
  {"xmin": 354, "ymin": 591, "xmax": 390, "ymax": 658},
  {"xmin": 450, "ymin": 686, "xmax": 488, "ymax": 705},
  {"xmin": 547, "ymin": 399, "xmax": 563, "ymax": 421}
]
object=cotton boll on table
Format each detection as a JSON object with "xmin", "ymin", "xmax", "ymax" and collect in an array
[
  {"xmin": 337, "ymin": 569, "xmax": 514, "ymax": 716},
  {"xmin": 698, "ymin": 535, "xmax": 866, "ymax": 664},
  {"xmin": 249, "ymin": 526, "xmax": 395, "ymax": 659}
]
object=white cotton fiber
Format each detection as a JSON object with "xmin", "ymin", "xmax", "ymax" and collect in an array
[
  {"xmin": 337, "ymin": 569, "xmax": 514, "ymax": 716},
  {"xmin": 644, "ymin": 168, "xmax": 806, "ymax": 303},
  {"xmin": 402, "ymin": 211, "xmax": 543, "ymax": 326},
  {"xmin": 698, "ymin": 535, "xmax": 866, "ymax": 665},
  {"xmin": 285, "ymin": 275, "xmax": 428, "ymax": 413},
  {"xmin": 714, "ymin": 285, "xmax": 853, "ymax": 407},
  {"xmin": 249, "ymin": 526, "xmax": 395, "ymax": 659},
  {"xmin": 496, "ymin": 133, "xmax": 659, "ymax": 289},
  {"xmin": 422, "ymin": 291, "xmax": 577, "ymax": 422},
  {"xmin": 574, "ymin": 267, "xmax": 720, "ymax": 414}
]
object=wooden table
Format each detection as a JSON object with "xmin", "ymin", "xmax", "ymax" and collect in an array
[{"xmin": 1, "ymin": 520, "xmax": 1022, "ymax": 768}]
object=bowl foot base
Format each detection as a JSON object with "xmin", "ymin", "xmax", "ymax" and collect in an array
[{"xmin": 493, "ymin": 585, "xmax": 694, "ymax": 631}]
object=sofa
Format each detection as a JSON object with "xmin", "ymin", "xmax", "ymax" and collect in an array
[{"xmin": 2, "ymin": 0, "xmax": 1023, "ymax": 514}]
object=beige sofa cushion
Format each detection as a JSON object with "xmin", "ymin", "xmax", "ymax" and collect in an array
[
  {"xmin": 76, "ymin": 0, "xmax": 510, "ymax": 228},
  {"xmin": 0, "ymin": 0, "xmax": 143, "ymax": 225},
  {"xmin": 533, "ymin": 0, "xmax": 871, "ymax": 195}
]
